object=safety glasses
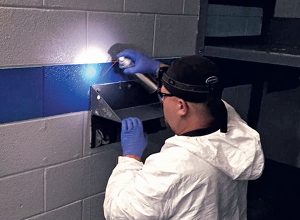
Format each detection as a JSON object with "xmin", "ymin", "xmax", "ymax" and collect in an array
[{"xmin": 156, "ymin": 90, "xmax": 175, "ymax": 102}]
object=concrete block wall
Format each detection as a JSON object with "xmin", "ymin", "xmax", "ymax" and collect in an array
[
  {"xmin": 206, "ymin": 4, "xmax": 263, "ymax": 37},
  {"xmin": 275, "ymin": 0, "xmax": 300, "ymax": 18},
  {"xmin": 0, "ymin": 112, "xmax": 121, "ymax": 220},
  {"xmin": 0, "ymin": 0, "xmax": 199, "ymax": 67},
  {"xmin": 0, "ymin": 1, "xmax": 200, "ymax": 219}
]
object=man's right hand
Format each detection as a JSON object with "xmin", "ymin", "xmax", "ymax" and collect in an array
[{"xmin": 116, "ymin": 49, "xmax": 160, "ymax": 76}]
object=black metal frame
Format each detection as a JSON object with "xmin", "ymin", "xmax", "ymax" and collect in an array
[
  {"xmin": 90, "ymin": 81, "xmax": 165, "ymax": 148},
  {"xmin": 197, "ymin": 0, "xmax": 300, "ymax": 128}
]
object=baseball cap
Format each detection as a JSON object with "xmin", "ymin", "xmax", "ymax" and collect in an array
[{"xmin": 162, "ymin": 55, "xmax": 221, "ymax": 103}]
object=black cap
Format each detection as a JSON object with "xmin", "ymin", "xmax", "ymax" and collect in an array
[
  {"xmin": 162, "ymin": 55, "xmax": 227, "ymax": 132},
  {"xmin": 162, "ymin": 55, "xmax": 222, "ymax": 103}
]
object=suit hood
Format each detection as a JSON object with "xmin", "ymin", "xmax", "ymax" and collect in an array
[{"xmin": 164, "ymin": 101, "xmax": 264, "ymax": 180}]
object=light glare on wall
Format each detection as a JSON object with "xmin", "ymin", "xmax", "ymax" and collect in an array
[
  {"xmin": 85, "ymin": 65, "xmax": 98, "ymax": 79},
  {"xmin": 74, "ymin": 47, "xmax": 109, "ymax": 64}
]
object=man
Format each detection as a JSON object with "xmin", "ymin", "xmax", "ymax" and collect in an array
[{"xmin": 104, "ymin": 49, "xmax": 264, "ymax": 219}]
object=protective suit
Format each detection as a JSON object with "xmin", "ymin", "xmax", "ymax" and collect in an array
[{"xmin": 104, "ymin": 102, "xmax": 264, "ymax": 220}]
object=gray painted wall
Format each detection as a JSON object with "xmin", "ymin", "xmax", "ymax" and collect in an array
[
  {"xmin": 0, "ymin": 112, "xmax": 119, "ymax": 220},
  {"xmin": 0, "ymin": 0, "xmax": 199, "ymax": 67},
  {"xmin": 206, "ymin": 4, "xmax": 263, "ymax": 37},
  {"xmin": 275, "ymin": 0, "xmax": 300, "ymax": 18},
  {"xmin": 257, "ymin": 85, "xmax": 300, "ymax": 168}
]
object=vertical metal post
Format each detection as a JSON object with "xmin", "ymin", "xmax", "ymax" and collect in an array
[{"xmin": 196, "ymin": 0, "xmax": 209, "ymax": 55}]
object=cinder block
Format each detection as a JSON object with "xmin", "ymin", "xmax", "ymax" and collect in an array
[
  {"xmin": 82, "ymin": 193, "xmax": 105, "ymax": 220},
  {"xmin": 0, "ymin": 7, "xmax": 86, "ymax": 66},
  {"xmin": 44, "ymin": 0, "xmax": 123, "ymax": 12},
  {"xmin": 205, "ymin": 15, "xmax": 219, "ymax": 36},
  {"xmin": 0, "ymin": 113, "xmax": 83, "ymax": 177},
  {"xmin": 0, "ymin": 0, "xmax": 43, "ymax": 7},
  {"xmin": 184, "ymin": 0, "xmax": 200, "ymax": 15},
  {"xmin": 88, "ymin": 12, "xmax": 155, "ymax": 58},
  {"xmin": 154, "ymin": 15, "xmax": 198, "ymax": 57},
  {"xmin": 125, "ymin": 0, "xmax": 183, "ymax": 14},
  {"xmin": 206, "ymin": 4, "xmax": 262, "ymax": 37},
  {"xmin": 0, "ymin": 0, "xmax": 42, "ymax": 7},
  {"xmin": 45, "ymin": 151, "xmax": 118, "ymax": 210},
  {"xmin": 222, "ymin": 84, "xmax": 252, "ymax": 122},
  {"xmin": 206, "ymin": 15, "xmax": 262, "ymax": 37},
  {"xmin": 207, "ymin": 16, "xmax": 248, "ymax": 37},
  {"xmin": 208, "ymin": 4, "xmax": 263, "ymax": 17},
  {"xmin": 274, "ymin": 0, "xmax": 298, "ymax": 18},
  {"xmin": 295, "ymin": 2, "xmax": 300, "ymax": 18},
  {"xmin": 0, "ymin": 169, "xmax": 44, "ymax": 220},
  {"xmin": 246, "ymin": 17, "xmax": 263, "ymax": 36},
  {"xmin": 25, "ymin": 201, "xmax": 82, "ymax": 220}
]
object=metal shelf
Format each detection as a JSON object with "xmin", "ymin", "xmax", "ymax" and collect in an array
[{"xmin": 204, "ymin": 45, "xmax": 300, "ymax": 68}]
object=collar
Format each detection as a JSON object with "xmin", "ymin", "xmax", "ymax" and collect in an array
[{"xmin": 180, "ymin": 125, "xmax": 220, "ymax": 137}]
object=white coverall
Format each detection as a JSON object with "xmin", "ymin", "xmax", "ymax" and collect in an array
[{"xmin": 104, "ymin": 102, "xmax": 264, "ymax": 220}]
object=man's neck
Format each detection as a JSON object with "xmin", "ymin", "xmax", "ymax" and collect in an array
[{"xmin": 176, "ymin": 116, "xmax": 217, "ymax": 135}]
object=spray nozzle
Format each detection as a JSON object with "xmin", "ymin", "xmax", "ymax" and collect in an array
[
  {"xmin": 118, "ymin": 56, "xmax": 134, "ymax": 69},
  {"xmin": 117, "ymin": 56, "xmax": 158, "ymax": 94}
]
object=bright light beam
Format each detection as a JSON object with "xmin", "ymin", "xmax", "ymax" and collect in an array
[
  {"xmin": 74, "ymin": 47, "xmax": 109, "ymax": 64},
  {"xmin": 85, "ymin": 65, "xmax": 97, "ymax": 79}
]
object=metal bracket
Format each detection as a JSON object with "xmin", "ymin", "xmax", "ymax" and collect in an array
[{"xmin": 90, "ymin": 81, "xmax": 165, "ymax": 148}]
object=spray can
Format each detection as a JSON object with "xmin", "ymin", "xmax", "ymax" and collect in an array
[{"xmin": 118, "ymin": 56, "xmax": 158, "ymax": 94}]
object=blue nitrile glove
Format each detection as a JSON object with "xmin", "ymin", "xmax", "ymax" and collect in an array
[
  {"xmin": 121, "ymin": 117, "xmax": 147, "ymax": 158},
  {"xmin": 117, "ymin": 49, "xmax": 160, "ymax": 76}
]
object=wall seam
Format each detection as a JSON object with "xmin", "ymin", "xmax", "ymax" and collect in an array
[
  {"xmin": 23, "ymin": 200, "xmax": 82, "ymax": 219},
  {"xmin": 42, "ymin": 66, "xmax": 45, "ymax": 118},
  {"xmin": 86, "ymin": 11, "xmax": 89, "ymax": 49},
  {"xmin": 0, "ymin": 5, "xmax": 150, "ymax": 14},
  {"xmin": 80, "ymin": 199, "xmax": 84, "ymax": 220},
  {"xmin": 152, "ymin": 14, "xmax": 157, "ymax": 57},
  {"xmin": 0, "ymin": 155, "xmax": 87, "ymax": 180},
  {"xmin": 83, "ymin": 191, "xmax": 105, "ymax": 201},
  {"xmin": 81, "ymin": 112, "xmax": 85, "ymax": 160},
  {"xmin": 45, "ymin": 155, "xmax": 92, "ymax": 169},
  {"xmin": 44, "ymin": 168, "xmax": 47, "ymax": 211},
  {"xmin": 0, "ymin": 168, "xmax": 44, "ymax": 181},
  {"xmin": 0, "ymin": 5, "xmax": 189, "ymax": 15}
]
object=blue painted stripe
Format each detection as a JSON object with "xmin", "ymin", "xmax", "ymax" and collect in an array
[
  {"xmin": 0, "ymin": 63, "xmax": 129, "ymax": 123},
  {"xmin": 43, "ymin": 63, "xmax": 128, "ymax": 116},
  {"xmin": 0, "ymin": 59, "xmax": 173, "ymax": 124},
  {"xmin": 0, "ymin": 67, "xmax": 43, "ymax": 123}
]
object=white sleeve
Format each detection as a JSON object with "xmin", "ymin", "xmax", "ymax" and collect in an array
[{"xmin": 103, "ymin": 155, "xmax": 178, "ymax": 220}]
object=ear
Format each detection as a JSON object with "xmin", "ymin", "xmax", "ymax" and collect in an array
[{"xmin": 176, "ymin": 99, "xmax": 189, "ymax": 116}]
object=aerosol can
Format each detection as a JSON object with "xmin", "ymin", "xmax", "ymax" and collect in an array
[{"xmin": 118, "ymin": 56, "xmax": 158, "ymax": 94}]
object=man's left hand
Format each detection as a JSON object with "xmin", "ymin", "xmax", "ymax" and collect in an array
[{"xmin": 121, "ymin": 117, "xmax": 147, "ymax": 160}]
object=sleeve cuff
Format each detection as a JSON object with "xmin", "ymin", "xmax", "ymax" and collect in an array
[{"xmin": 117, "ymin": 156, "xmax": 144, "ymax": 170}]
